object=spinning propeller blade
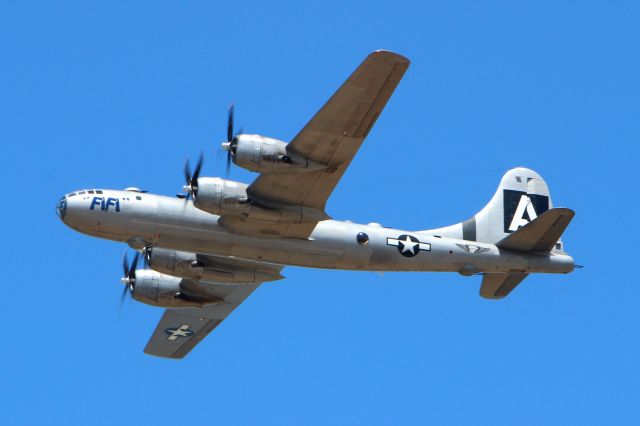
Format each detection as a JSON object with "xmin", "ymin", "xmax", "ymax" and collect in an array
[
  {"xmin": 227, "ymin": 104, "xmax": 234, "ymax": 144},
  {"xmin": 182, "ymin": 152, "xmax": 204, "ymax": 201},
  {"xmin": 222, "ymin": 104, "xmax": 243, "ymax": 177},
  {"xmin": 120, "ymin": 251, "xmax": 140, "ymax": 307}
]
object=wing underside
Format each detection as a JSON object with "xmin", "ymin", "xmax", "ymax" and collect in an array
[
  {"xmin": 143, "ymin": 255, "xmax": 283, "ymax": 359},
  {"xmin": 144, "ymin": 283, "xmax": 259, "ymax": 359},
  {"xmin": 245, "ymin": 50, "xmax": 410, "ymax": 238}
]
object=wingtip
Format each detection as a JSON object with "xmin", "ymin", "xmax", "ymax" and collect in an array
[
  {"xmin": 550, "ymin": 207, "xmax": 576, "ymax": 218},
  {"xmin": 370, "ymin": 49, "xmax": 411, "ymax": 65}
]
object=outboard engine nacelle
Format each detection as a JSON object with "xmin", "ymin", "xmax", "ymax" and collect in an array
[{"xmin": 227, "ymin": 134, "xmax": 328, "ymax": 174}]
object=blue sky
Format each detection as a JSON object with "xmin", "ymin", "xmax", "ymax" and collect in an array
[{"xmin": 1, "ymin": 1, "xmax": 639, "ymax": 424}]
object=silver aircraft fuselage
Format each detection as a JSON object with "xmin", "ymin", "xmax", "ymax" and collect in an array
[{"xmin": 58, "ymin": 189, "xmax": 574, "ymax": 275}]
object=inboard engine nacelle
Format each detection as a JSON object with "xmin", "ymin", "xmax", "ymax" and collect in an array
[
  {"xmin": 229, "ymin": 134, "xmax": 328, "ymax": 174},
  {"xmin": 193, "ymin": 177, "xmax": 329, "ymax": 224},
  {"xmin": 146, "ymin": 247, "xmax": 283, "ymax": 284}
]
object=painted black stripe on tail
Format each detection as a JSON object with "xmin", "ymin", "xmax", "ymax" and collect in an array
[{"xmin": 462, "ymin": 218, "xmax": 476, "ymax": 241}]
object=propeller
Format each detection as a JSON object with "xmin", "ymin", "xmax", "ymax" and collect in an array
[
  {"xmin": 182, "ymin": 152, "xmax": 204, "ymax": 200},
  {"xmin": 221, "ymin": 104, "xmax": 243, "ymax": 176},
  {"xmin": 120, "ymin": 251, "xmax": 140, "ymax": 306}
]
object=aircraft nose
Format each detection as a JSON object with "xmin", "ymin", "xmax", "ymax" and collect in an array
[{"xmin": 55, "ymin": 195, "xmax": 68, "ymax": 222}]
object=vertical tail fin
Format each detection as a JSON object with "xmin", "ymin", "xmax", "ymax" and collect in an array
[{"xmin": 424, "ymin": 168, "xmax": 565, "ymax": 250}]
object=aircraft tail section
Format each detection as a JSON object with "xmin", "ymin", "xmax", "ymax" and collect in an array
[
  {"xmin": 423, "ymin": 167, "xmax": 575, "ymax": 299},
  {"xmin": 425, "ymin": 167, "xmax": 570, "ymax": 252}
]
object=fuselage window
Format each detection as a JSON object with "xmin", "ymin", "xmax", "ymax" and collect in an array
[
  {"xmin": 356, "ymin": 232, "xmax": 369, "ymax": 246},
  {"xmin": 136, "ymin": 196, "xmax": 142, "ymax": 201}
]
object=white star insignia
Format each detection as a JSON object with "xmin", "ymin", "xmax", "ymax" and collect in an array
[
  {"xmin": 399, "ymin": 236, "xmax": 418, "ymax": 255},
  {"xmin": 386, "ymin": 235, "xmax": 431, "ymax": 256}
]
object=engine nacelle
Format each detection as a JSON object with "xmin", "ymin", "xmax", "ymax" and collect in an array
[
  {"xmin": 131, "ymin": 270, "xmax": 219, "ymax": 308},
  {"xmin": 193, "ymin": 177, "xmax": 251, "ymax": 216},
  {"xmin": 193, "ymin": 177, "xmax": 328, "ymax": 224},
  {"xmin": 147, "ymin": 248, "xmax": 283, "ymax": 284},
  {"xmin": 230, "ymin": 134, "xmax": 328, "ymax": 174}
]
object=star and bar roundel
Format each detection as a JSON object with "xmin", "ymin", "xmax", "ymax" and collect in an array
[
  {"xmin": 387, "ymin": 234, "xmax": 431, "ymax": 257},
  {"xmin": 165, "ymin": 324, "xmax": 194, "ymax": 341}
]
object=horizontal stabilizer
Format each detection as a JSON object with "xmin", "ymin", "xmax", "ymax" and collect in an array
[
  {"xmin": 480, "ymin": 272, "xmax": 529, "ymax": 299},
  {"xmin": 496, "ymin": 208, "xmax": 575, "ymax": 253}
]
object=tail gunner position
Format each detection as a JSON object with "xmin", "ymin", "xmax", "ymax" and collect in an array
[{"xmin": 57, "ymin": 51, "xmax": 576, "ymax": 359}]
